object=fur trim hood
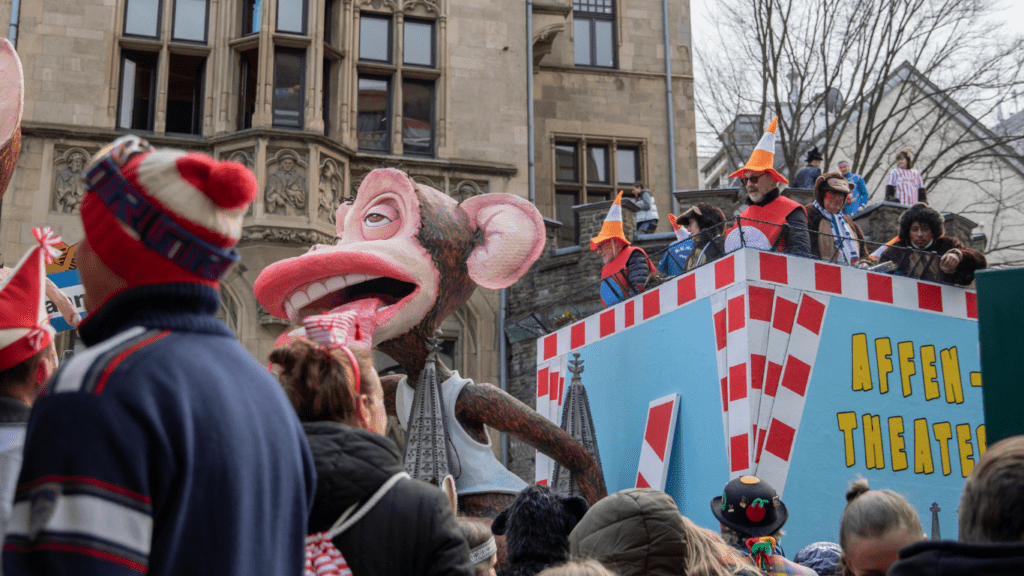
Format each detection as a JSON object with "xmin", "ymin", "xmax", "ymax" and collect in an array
[{"xmin": 898, "ymin": 203, "xmax": 944, "ymax": 243}]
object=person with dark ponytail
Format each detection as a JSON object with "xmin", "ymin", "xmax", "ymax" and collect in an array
[
  {"xmin": 271, "ymin": 329, "xmax": 473, "ymax": 576},
  {"xmin": 839, "ymin": 479, "xmax": 924, "ymax": 576}
]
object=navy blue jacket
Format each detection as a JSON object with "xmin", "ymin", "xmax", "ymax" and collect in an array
[{"xmin": 3, "ymin": 283, "xmax": 316, "ymax": 576}]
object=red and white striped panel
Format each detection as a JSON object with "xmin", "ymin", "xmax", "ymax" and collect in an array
[
  {"xmin": 747, "ymin": 283, "xmax": 775, "ymax": 449},
  {"xmin": 711, "ymin": 291, "xmax": 730, "ymax": 460},
  {"xmin": 755, "ymin": 292, "xmax": 830, "ymax": 496},
  {"xmin": 635, "ymin": 393, "xmax": 680, "ymax": 491},
  {"xmin": 725, "ymin": 284, "xmax": 751, "ymax": 478},
  {"xmin": 536, "ymin": 252, "xmax": 746, "ymax": 363},
  {"xmin": 747, "ymin": 250, "xmax": 976, "ymax": 321},
  {"xmin": 754, "ymin": 287, "xmax": 800, "ymax": 464},
  {"xmin": 534, "ymin": 354, "xmax": 566, "ymax": 486}
]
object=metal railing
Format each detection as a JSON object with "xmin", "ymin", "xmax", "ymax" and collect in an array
[{"xmin": 505, "ymin": 216, "xmax": 966, "ymax": 343}]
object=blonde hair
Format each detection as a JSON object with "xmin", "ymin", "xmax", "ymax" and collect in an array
[
  {"xmin": 537, "ymin": 559, "xmax": 617, "ymax": 576},
  {"xmin": 840, "ymin": 479, "xmax": 922, "ymax": 550},
  {"xmin": 682, "ymin": 516, "xmax": 752, "ymax": 576}
]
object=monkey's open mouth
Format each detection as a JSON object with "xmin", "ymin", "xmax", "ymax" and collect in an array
[{"xmin": 285, "ymin": 273, "xmax": 418, "ymax": 323}]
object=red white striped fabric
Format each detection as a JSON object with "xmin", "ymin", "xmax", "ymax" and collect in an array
[
  {"xmin": 535, "ymin": 354, "xmax": 566, "ymax": 485},
  {"xmin": 635, "ymin": 393, "xmax": 680, "ymax": 490},
  {"xmin": 305, "ymin": 533, "xmax": 353, "ymax": 576},
  {"xmin": 747, "ymin": 283, "xmax": 775, "ymax": 456},
  {"xmin": 725, "ymin": 285, "xmax": 752, "ymax": 478},
  {"xmin": 711, "ymin": 292, "xmax": 731, "ymax": 461},
  {"xmin": 754, "ymin": 287, "xmax": 799, "ymax": 464},
  {"xmin": 885, "ymin": 167, "xmax": 923, "ymax": 206},
  {"xmin": 755, "ymin": 293, "xmax": 830, "ymax": 496}
]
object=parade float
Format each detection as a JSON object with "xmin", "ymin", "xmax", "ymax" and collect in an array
[{"xmin": 534, "ymin": 246, "xmax": 984, "ymax": 550}]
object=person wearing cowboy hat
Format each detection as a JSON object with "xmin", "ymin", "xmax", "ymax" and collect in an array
[
  {"xmin": 3, "ymin": 135, "xmax": 316, "ymax": 576},
  {"xmin": 724, "ymin": 117, "xmax": 812, "ymax": 256},
  {"xmin": 805, "ymin": 172, "xmax": 867, "ymax": 265},
  {"xmin": 793, "ymin": 146, "xmax": 823, "ymax": 189},
  {"xmin": 711, "ymin": 476, "xmax": 816, "ymax": 576},
  {"xmin": 675, "ymin": 203, "xmax": 727, "ymax": 272},
  {"xmin": 591, "ymin": 191, "xmax": 657, "ymax": 306}
]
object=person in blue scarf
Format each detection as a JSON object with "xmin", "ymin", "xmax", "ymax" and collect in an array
[{"xmin": 804, "ymin": 171, "xmax": 866, "ymax": 265}]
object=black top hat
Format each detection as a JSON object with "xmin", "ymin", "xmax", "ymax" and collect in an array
[
  {"xmin": 710, "ymin": 476, "xmax": 789, "ymax": 537},
  {"xmin": 804, "ymin": 147, "xmax": 823, "ymax": 162}
]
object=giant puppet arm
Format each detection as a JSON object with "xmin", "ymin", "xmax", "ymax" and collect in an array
[{"xmin": 380, "ymin": 374, "xmax": 607, "ymax": 506}]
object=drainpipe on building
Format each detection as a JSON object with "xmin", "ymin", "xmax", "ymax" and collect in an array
[
  {"xmin": 662, "ymin": 0, "xmax": 678, "ymax": 214},
  {"xmin": 8, "ymin": 0, "xmax": 21, "ymax": 48}
]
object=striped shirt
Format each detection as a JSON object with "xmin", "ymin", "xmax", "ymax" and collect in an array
[{"xmin": 886, "ymin": 168, "xmax": 924, "ymax": 205}]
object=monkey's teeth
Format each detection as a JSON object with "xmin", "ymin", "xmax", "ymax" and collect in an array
[
  {"xmin": 290, "ymin": 291, "xmax": 311, "ymax": 312},
  {"xmin": 305, "ymin": 281, "xmax": 328, "ymax": 303},
  {"xmin": 324, "ymin": 276, "xmax": 348, "ymax": 293},
  {"xmin": 284, "ymin": 301, "xmax": 296, "ymax": 320},
  {"xmin": 378, "ymin": 304, "xmax": 392, "ymax": 313}
]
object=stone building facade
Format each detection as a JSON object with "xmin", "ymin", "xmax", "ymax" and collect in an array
[{"xmin": 1, "ymin": 0, "xmax": 698, "ymax": 477}]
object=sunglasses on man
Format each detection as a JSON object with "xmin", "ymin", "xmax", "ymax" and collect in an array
[{"xmin": 741, "ymin": 173, "xmax": 766, "ymax": 184}]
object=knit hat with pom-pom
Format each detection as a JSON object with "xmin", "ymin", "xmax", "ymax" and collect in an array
[{"xmin": 80, "ymin": 135, "xmax": 257, "ymax": 289}]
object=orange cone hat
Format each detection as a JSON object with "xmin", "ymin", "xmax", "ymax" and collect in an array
[
  {"xmin": 667, "ymin": 214, "xmax": 689, "ymax": 242},
  {"xmin": 728, "ymin": 116, "xmax": 789, "ymax": 184},
  {"xmin": 0, "ymin": 227, "xmax": 62, "ymax": 370},
  {"xmin": 590, "ymin": 191, "xmax": 630, "ymax": 250}
]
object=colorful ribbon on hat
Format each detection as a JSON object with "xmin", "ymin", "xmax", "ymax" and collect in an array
[
  {"xmin": 747, "ymin": 536, "xmax": 776, "ymax": 572},
  {"xmin": 303, "ymin": 312, "xmax": 362, "ymax": 394},
  {"xmin": 31, "ymin": 227, "xmax": 63, "ymax": 264}
]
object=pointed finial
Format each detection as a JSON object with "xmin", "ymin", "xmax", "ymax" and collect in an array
[
  {"xmin": 568, "ymin": 353, "xmax": 584, "ymax": 378},
  {"xmin": 426, "ymin": 329, "xmax": 443, "ymax": 363}
]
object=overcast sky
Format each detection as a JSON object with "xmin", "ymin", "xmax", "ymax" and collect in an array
[{"xmin": 690, "ymin": 0, "xmax": 1024, "ymax": 156}]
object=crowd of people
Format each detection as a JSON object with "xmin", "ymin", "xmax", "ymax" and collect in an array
[{"xmin": 593, "ymin": 118, "xmax": 986, "ymax": 307}]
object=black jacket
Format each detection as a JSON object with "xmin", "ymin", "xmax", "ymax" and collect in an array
[
  {"xmin": 304, "ymin": 421, "xmax": 473, "ymax": 576},
  {"xmin": 889, "ymin": 540, "xmax": 1024, "ymax": 575}
]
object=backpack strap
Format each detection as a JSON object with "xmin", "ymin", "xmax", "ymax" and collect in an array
[{"xmin": 326, "ymin": 472, "xmax": 410, "ymax": 538}]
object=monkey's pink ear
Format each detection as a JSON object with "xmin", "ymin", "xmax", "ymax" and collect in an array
[
  {"xmin": 335, "ymin": 201, "xmax": 352, "ymax": 235},
  {"xmin": 460, "ymin": 194, "xmax": 545, "ymax": 290}
]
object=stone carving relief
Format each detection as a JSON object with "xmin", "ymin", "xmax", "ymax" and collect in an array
[
  {"xmin": 51, "ymin": 148, "xmax": 92, "ymax": 214},
  {"xmin": 449, "ymin": 179, "xmax": 489, "ymax": 202},
  {"xmin": 223, "ymin": 149, "xmax": 256, "ymax": 215},
  {"xmin": 533, "ymin": 24, "xmax": 565, "ymax": 67},
  {"xmin": 359, "ymin": 0, "xmax": 398, "ymax": 12},
  {"xmin": 239, "ymin": 226, "xmax": 334, "ymax": 247},
  {"xmin": 319, "ymin": 157, "xmax": 345, "ymax": 223},
  {"xmin": 403, "ymin": 0, "xmax": 438, "ymax": 15},
  {"xmin": 264, "ymin": 150, "xmax": 308, "ymax": 216}
]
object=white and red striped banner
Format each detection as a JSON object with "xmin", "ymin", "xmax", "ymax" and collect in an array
[
  {"xmin": 635, "ymin": 393, "xmax": 680, "ymax": 491},
  {"xmin": 754, "ymin": 286, "xmax": 800, "ymax": 464},
  {"xmin": 746, "ymin": 283, "xmax": 775, "ymax": 456},
  {"xmin": 711, "ymin": 291, "xmax": 730, "ymax": 460},
  {"xmin": 755, "ymin": 293, "xmax": 830, "ymax": 495},
  {"xmin": 725, "ymin": 284, "xmax": 751, "ymax": 478},
  {"xmin": 535, "ymin": 354, "xmax": 567, "ymax": 486}
]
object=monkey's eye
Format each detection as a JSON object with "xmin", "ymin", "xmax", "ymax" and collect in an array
[{"xmin": 365, "ymin": 212, "xmax": 392, "ymax": 227}]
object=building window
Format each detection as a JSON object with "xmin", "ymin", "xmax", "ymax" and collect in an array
[
  {"xmin": 124, "ymin": 0, "xmax": 162, "ymax": 37},
  {"xmin": 553, "ymin": 138, "xmax": 644, "ymax": 245},
  {"xmin": 242, "ymin": 0, "xmax": 261, "ymax": 35},
  {"xmin": 237, "ymin": 48, "xmax": 258, "ymax": 130},
  {"xmin": 574, "ymin": 0, "xmax": 615, "ymax": 68},
  {"xmin": 322, "ymin": 59, "xmax": 331, "ymax": 136},
  {"xmin": 273, "ymin": 48, "xmax": 305, "ymax": 128},
  {"xmin": 359, "ymin": 15, "xmax": 391, "ymax": 62},
  {"xmin": 172, "ymin": 0, "xmax": 208, "ymax": 42},
  {"xmin": 357, "ymin": 76, "xmax": 390, "ymax": 152},
  {"xmin": 165, "ymin": 54, "xmax": 205, "ymax": 134},
  {"xmin": 323, "ymin": 0, "xmax": 335, "ymax": 45},
  {"xmin": 118, "ymin": 50, "xmax": 158, "ymax": 130},
  {"xmin": 402, "ymin": 79, "xmax": 433, "ymax": 156},
  {"xmin": 403, "ymin": 19, "xmax": 434, "ymax": 67},
  {"xmin": 356, "ymin": 12, "xmax": 438, "ymax": 156},
  {"xmin": 276, "ymin": 0, "xmax": 306, "ymax": 34},
  {"xmin": 616, "ymin": 146, "xmax": 638, "ymax": 185}
]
